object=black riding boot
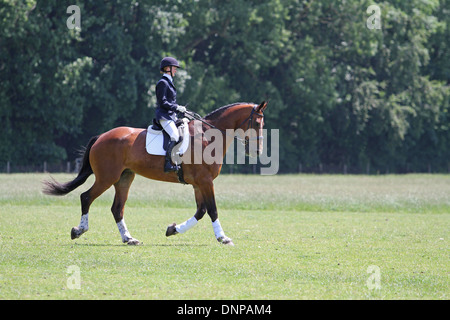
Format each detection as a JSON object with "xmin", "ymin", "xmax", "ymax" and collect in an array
[{"xmin": 164, "ymin": 140, "xmax": 180, "ymax": 173}]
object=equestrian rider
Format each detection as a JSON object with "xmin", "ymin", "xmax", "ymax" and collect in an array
[{"xmin": 155, "ymin": 57, "xmax": 186, "ymax": 172}]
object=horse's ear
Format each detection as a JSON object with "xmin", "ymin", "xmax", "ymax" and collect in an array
[{"xmin": 257, "ymin": 100, "xmax": 268, "ymax": 112}]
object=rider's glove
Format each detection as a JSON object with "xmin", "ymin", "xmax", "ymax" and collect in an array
[{"xmin": 176, "ymin": 105, "xmax": 186, "ymax": 113}]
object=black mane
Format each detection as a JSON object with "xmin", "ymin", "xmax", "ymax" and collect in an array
[{"xmin": 204, "ymin": 102, "xmax": 252, "ymax": 120}]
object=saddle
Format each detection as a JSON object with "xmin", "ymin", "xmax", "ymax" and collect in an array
[{"xmin": 145, "ymin": 118, "xmax": 190, "ymax": 157}]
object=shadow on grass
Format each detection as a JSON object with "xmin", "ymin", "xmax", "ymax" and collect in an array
[{"xmin": 63, "ymin": 242, "xmax": 208, "ymax": 247}]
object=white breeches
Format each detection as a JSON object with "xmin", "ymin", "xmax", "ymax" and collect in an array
[{"xmin": 159, "ymin": 119, "xmax": 180, "ymax": 142}]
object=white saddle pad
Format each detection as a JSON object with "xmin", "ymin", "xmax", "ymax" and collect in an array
[{"xmin": 145, "ymin": 119, "xmax": 190, "ymax": 156}]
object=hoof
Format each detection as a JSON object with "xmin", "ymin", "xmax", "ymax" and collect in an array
[
  {"xmin": 166, "ymin": 223, "xmax": 179, "ymax": 237},
  {"xmin": 71, "ymin": 227, "xmax": 84, "ymax": 240},
  {"xmin": 217, "ymin": 236, "xmax": 234, "ymax": 246},
  {"xmin": 126, "ymin": 238, "xmax": 141, "ymax": 246}
]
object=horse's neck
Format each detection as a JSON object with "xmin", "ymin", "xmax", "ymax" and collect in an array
[
  {"xmin": 207, "ymin": 105, "xmax": 250, "ymax": 156},
  {"xmin": 208, "ymin": 105, "xmax": 250, "ymax": 132}
]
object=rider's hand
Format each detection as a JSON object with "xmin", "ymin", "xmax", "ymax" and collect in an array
[{"xmin": 176, "ymin": 105, "xmax": 186, "ymax": 113}]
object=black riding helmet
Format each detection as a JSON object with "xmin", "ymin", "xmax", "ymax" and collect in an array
[{"xmin": 160, "ymin": 57, "xmax": 181, "ymax": 71}]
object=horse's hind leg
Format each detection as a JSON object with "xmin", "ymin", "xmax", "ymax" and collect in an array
[
  {"xmin": 71, "ymin": 179, "xmax": 113, "ymax": 240},
  {"xmin": 111, "ymin": 169, "xmax": 140, "ymax": 245}
]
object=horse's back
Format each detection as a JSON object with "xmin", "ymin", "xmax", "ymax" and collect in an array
[
  {"xmin": 95, "ymin": 127, "xmax": 144, "ymax": 144},
  {"xmin": 89, "ymin": 127, "xmax": 145, "ymax": 171}
]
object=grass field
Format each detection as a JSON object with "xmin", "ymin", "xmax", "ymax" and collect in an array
[{"xmin": 0, "ymin": 173, "xmax": 448, "ymax": 300}]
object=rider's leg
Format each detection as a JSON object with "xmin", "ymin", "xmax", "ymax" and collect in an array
[
  {"xmin": 159, "ymin": 119, "xmax": 181, "ymax": 172},
  {"xmin": 159, "ymin": 119, "xmax": 180, "ymax": 142}
]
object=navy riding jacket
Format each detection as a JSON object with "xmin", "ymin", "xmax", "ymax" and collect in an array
[{"xmin": 155, "ymin": 75, "xmax": 178, "ymax": 121}]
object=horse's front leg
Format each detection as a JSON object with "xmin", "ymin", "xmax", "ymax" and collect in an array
[
  {"xmin": 200, "ymin": 180, "xmax": 234, "ymax": 246},
  {"xmin": 166, "ymin": 183, "xmax": 233, "ymax": 245},
  {"xmin": 166, "ymin": 186, "xmax": 204, "ymax": 237},
  {"xmin": 207, "ymin": 200, "xmax": 234, "ymax": 246}
]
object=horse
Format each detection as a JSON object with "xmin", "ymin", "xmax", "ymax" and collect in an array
[{"xmin": 43, "ymin": 101, "xmax": 268, "ymax": 246}]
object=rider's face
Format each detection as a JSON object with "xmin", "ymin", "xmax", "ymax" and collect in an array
[{"xmin": 164, "ymin": 67, "xmax": 178, "ymax": 76}]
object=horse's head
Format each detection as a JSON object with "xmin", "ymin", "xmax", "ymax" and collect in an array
[{"xmin": 238, "ymin": 101, "xmax": 268, "ymax": 157}]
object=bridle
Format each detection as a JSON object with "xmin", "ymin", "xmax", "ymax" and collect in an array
[
  {"xmin": 184, "ymin": 105, "xmax": 264, "ymax": 146},
  {"xmin": 238, "ymin": 105, "xmax": 265, "ymax": 146}
]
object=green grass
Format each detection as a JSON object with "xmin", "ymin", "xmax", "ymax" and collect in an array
[{"xmin": 0, "ymin": 173, "xmax": 448, "ymax": 299}]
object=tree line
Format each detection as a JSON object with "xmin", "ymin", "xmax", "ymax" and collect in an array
[{"xmin": 1, "ymin": 0, "xmax": 449, "ymax": 173}]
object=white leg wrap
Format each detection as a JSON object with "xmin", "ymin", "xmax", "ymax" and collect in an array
[
  {"xmin": 176, "ymin": 216, "xmax": 198, "ymax": 234},
  {"xmin": 79, "ymin": 213, "xmax": 89, "ymax": 232},
  {"xmin": 117, "ymin": 219, "xmax": 132, "ymax": 242},
  {"xmin": 212, "ymin": 219, "xmax": 225, "ymax": 239}
]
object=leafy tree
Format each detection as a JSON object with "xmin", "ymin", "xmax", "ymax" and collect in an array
[{"xmin": 0, "ymin": 0, "xmax": 448, "ymax": 173}]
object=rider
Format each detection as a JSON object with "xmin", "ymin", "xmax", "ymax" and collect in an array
[{"xmin": 155, "ymin": 57, "xmax": 187, "ymax": 172}]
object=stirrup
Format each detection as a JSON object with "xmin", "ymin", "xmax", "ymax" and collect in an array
[{"xmin": 164, "ymin": 160, "xmax": 180, "ymax": 173}]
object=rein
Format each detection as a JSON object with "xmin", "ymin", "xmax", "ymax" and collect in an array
[{"xmin": 183, "ymin": 105, "xmax": 264, "ymax": 146}]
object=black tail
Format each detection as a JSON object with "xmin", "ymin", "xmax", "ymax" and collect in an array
[{"xmin": 42, "ymin": 136, "xmax": 99, "ymax": 196}]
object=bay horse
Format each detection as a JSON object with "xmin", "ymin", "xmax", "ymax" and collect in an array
[{"xmin": 43, "ymin": 101, "xmax": 268, "ymax": 246}]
